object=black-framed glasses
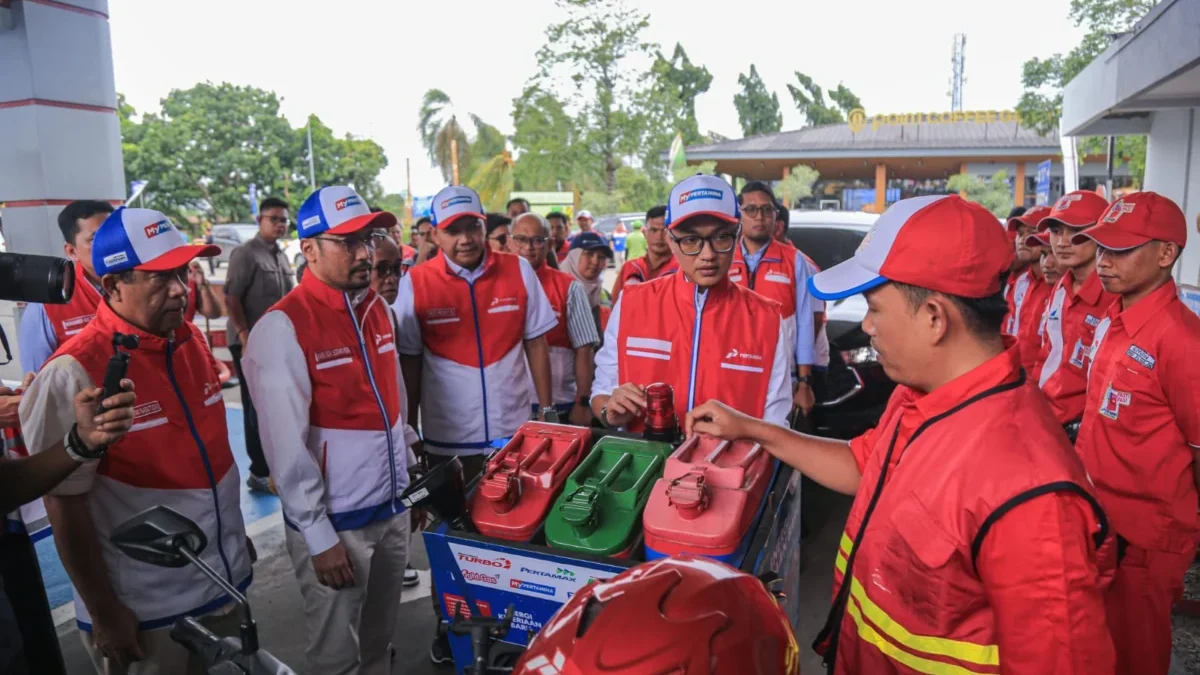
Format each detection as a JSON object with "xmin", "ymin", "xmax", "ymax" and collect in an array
[
  {"xmin": 512, "ymin": 235, "xmax": 548, "ymax": 248},
  {"xmin": 488, "ymin": 234, "xmax": 509, "ymax": 247},
  {"xmin": 741, "ymin": 204, "xmax": 777, "ymax": 219},
  {"xmin": 669, "ymin": 227, "xmax": 741, "ymax": 256},
  {"xmin": 373, "ymin": 261, "xmax": 404, "ymax": 278},
  {"xmin": 262, "ymin": 215, "xmax": 291, "ymax": 226},
  {"xmin": 314, "ymin": 234, "xmax": 376, "ymax": 254}
]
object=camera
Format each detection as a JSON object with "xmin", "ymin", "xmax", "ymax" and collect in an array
[{"xmin": 0, "ymin": 251, "xmax": 75, "ymax": 304}]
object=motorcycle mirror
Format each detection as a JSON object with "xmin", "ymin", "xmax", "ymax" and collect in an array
[{"xmin": 111, "ymin": 505, "xmax": 208, "ymax": 568}]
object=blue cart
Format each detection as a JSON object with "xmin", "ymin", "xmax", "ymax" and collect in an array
[{"xmin": 424, "ymin": 459, "xmax": 804, "ymax": 672}]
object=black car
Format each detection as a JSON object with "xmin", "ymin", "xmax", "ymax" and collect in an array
[{"xmin": 787, "ymin": 211, "xmax": 895, "ymax": 440}]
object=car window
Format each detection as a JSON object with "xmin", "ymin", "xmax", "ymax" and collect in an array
[
  {"xmin": 788, "ymin": 227, "xmax": 866, "ymax": 272},
  {"xmin": 234, "ymin": 226, "xmax": 258, "ymax": 242}
]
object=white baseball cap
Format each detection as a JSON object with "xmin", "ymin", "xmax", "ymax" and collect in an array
[
  {"xmin": 665, "ymin": 174, "xmax": 740, "ymax": 230},
  {"xmin": 92, "ymin": 207, "xmax": 220, "ymax": 276},
  {"xmin": 297, "ymin": 186, "xmax": 397, "ymax": 239},
  {"xmin": 577, "ymin": 210, "xmax": 593, "ymax": 220},
  {"xmin": 431, "ymin": 185, "xmax": 485, "ymax": 228}
]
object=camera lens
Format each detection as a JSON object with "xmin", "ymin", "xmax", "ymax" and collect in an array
[{"xmin": 0, "ymin": 252, "xmax": 75, "ymax": 304}]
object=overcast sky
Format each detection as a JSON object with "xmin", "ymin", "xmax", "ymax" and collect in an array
[{"xmin": 109, "ymin": 0, "xmax": 1087, "ymax": 197}]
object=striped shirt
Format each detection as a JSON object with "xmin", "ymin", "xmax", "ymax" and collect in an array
[{"xmin": 564, "ymin": 281, "xmax": 601, "ymax": 348}]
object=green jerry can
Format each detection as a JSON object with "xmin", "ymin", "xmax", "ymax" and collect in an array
[{"xmin": 543, "ymin": 436, "xmax": 673, "ymax": 558}]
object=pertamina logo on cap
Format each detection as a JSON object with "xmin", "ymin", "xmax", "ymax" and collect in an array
[
  {"xmin": 1102, "ymin": 201, "xmax": 1135, "ymax": 224},
  {"xmin": 441, "ymin": 195, "xmax": 473, "ymax": 209},
  {"xmin": 143, "ymin": 219, "xmax": 172, "ymax": 239},
  {"xmin": 678, "ymin": 188, "xmax": 723, "ymax": 204},
  {"xmin": 335, "ymin": 195, "xmax": 362, "ymax": 211},
  {"xmin": 1054, "ymin": 194, "xmax": 1083, "ymax": 211}
]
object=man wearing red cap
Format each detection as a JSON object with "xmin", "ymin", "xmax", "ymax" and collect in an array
[
  {"xmin": 1073, "ymin": 192, "xmax": 1200, "ymax": 675},
  {"xmin": 591, "ymin": 174, "xmax": 792, "ymax": 432},
  {"xmin": 1023, "ymin": 230, "xmax": 1064, "ymax": 378},
  {"xmin": 688, "ymin": 194, "xmax": 1115, "ymax": 674},
  {"xmin": 1037, "ymin": 190, "xmax": 1118, "ymax": 439},
  {"xmin": 1004, "ymin": 205, "xmax": 1054, "ymax": 373}
]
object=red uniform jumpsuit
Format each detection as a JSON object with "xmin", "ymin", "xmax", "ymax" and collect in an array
[
  {"xmin": 1077, "ymin": 279, "xmax": 1200, "ymax": 675},
  {"xmin": 819, "ymin": 347, "xmax": 1115, "ymax": 674},
  {"xmin": 1037, "ymin": 269, "xmax": 1118, "ymax": 425},
  {"xmin": 1002, "ymin": 268, "xmax": 1052, "ymax": 373}
]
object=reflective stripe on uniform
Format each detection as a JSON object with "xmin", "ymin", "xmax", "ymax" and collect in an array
[{"xmin": 835, "ymin": 532, "xmax": 1001, "ymax": 672}]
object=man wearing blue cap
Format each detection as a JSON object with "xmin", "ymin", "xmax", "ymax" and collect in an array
[
  {"xmin": 590, "ymin": 174, "xmax": 792, "ymax": 433},
  {"xmin": 19, "ymin": 207, "xmax": 254, "ymax": 674},
  {"xmin": 393, "ymin": 185, "xmax": 556, "ymax": 663},
  {"xmin": 243, "ymin": 186, "xmax": 417, "ymax": 673}
]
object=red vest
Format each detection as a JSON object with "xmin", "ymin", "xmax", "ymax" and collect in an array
[
  {"xmin": 612, "ymin": 255, "xmax": 680, "ymax": 304},
  {"xmin": 270, "ymin": 272, "xmax": 408, "ymax": 524},
  {"xmin": 822, "ymin": 349, "xmax": 1107, "ymax": 674},
  {"xmin": 43, "ymin": 262, "xmax": 102, "ymax": 345},
  {"xmin": 53, "ymin": 301, "xmax": 251, "ymax": 629},
  {"xmin": 729, "ymin": 239, "xmax": 797, "ymax": 319},
  {"xmin": 535, "ymin": 263, "xmax": 574, "ymax": 350},
  {"xmin": 616, "ymin": 274, "xmax": 780, "ymax": 431}
]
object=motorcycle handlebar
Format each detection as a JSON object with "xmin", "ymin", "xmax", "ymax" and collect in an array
[{"xmin": 170, "ymin": 617, "xmax": 298, "ymax": 675}]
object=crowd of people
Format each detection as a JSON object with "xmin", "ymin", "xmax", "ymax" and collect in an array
[{"xmin": 0, "ymin": 173, "xmax": 1195, "ymax": 675}]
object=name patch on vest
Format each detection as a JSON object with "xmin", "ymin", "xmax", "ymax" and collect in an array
[
  {"xmin": 130, "ymin": 401, "xmax": 167, "ymax": 433},
  {"xmin": 426, "ymin": 308, "xmax": 459, "ymax": 325},
  {"xmin": 315, "ymin": 346, "xmax": 353, "ymax": 370},
  {"xmin": 375, "ymin": 331, "xmax": 396, "ymax": 354},
  {"xmin": 488, "ymin": 296, "xmax": 520, "ymax": 314},
  {"xmin": 1084, "ymin": 314, "xmax": 1101, "ymax": 328},
  {"xmin": 764, "ymin": 272, "xmax": 791, "ymax": 285},
  {"xmin": 1125, "ymin": 345, "xmax": 1156, "ymax": 370},
  {"xmin": 203, "ymin": 381, "xmax": 223, "ymax": 406},
  {"xmin": 62, "ymin": 315, "xmax": 94, "ymax": 336}
]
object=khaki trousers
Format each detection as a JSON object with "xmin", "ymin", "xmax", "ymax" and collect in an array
[
  {"xmin": 80, "ymin": 606, "xmax": 241, "ymax": 675},
  {"xmin": 285, "ymin": 514, "xmax": 411, "ymax": 675}
]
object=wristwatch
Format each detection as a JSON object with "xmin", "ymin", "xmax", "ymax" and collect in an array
[
  {"xmin": 577, "ymin": 396, "xmax": 590, "ymax": 408},
  {"xmin": 795, "ymin": 375, "xmax": 812, "ymax": 385},
  {"xmin": 64, "ymin": 424, "xmax": 107, "ymax": 463},
  {"xmin": 599, "ymin": 405, "xmax": 612, "ymax": 428}
]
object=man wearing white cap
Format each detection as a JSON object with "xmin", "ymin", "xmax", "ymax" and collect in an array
[
  {"xmin": 590, "ymin": 174, "xmax": 792, "ymax": 432},
  {"xmin": 243, "ymin": 186, "xmax": 415, "ymax": 674},
  {"xmin": 393, "ymin": 185, "xmax": 556, "ymax": 663},
  {"xmin": 575, "ymin": 209, "xmax": 595, "ymax": 235},
  {"xmin": 19, "ymin": 207, "xmax": 254, "ymax": 674},
  {"xmin": 686, "ymin": 195, "xmax": 1115, "ymax": 674}
]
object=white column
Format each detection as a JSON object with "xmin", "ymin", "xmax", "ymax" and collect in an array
[{"xmin": 0, "ymin": 0, "xmax": 124, "ymax": 257}]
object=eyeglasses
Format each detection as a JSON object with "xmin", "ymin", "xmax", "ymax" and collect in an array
[
  {"xmin": 373, "ymin": 261, "xmax": 404, "ymax": 278},
  {"xmin": 314, "ymin": 235, "xmax": 376, "ymax": 254},
  {"xmin": 669, "ymin": 227, "xmax": 741, "ymax": 256},
  {"xmin": 741, "ymin": 204, "xmax": 777, "ymax": 219},
  {"xmin": 488, "ymin": 233, "xmax": 509, "ymax": 247},
  {"xmin": 263, "ymin": 215, "xmax": 291, "ymax": 226},
  {"xmin": 511, "ymin": 235, "xmax": 548, "ymax": 248}
]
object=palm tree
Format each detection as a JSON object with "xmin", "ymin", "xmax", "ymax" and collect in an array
[
  {"xmin": 468, "ymin": 150, "xmax": 514, "ymax": 212},
  {"xmin": 417, "ymin": 89, "xmax": 469, "ymax": 183}
]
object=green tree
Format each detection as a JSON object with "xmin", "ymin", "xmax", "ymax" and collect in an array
[
  {"xmin": 672, "ymin": 160, "xmax": 718, "ymax": 184},
  {"xmin": 948, "ymin": 170, "xmax": 1014, "ymax": 218},
  {"xmin": 468, "ymin": 151, "xmax": 515, "ymax": 212},
  {"xmin": 776, "ymin": 164, "xmax": 821, "ymax": 208},
  {"xmin": 1016, "ymin": 0, "xmax": 1153, "ymax": 184},
  {"xmin": 734, "ymin": 65, "xmax": 782, "ymax": 137},
  {"xmin": 301, "ymin": 115, "xmax": 389, "ymax": 205},
  {"xmin": 511, "ymin": 86, "xmax": 594, "ymax": 191},
  {"xmin": 417, "ymin": 89, "xmax": 469, "ymax": 183},
  {"xmin": 650, "ymin": 43, "xmax": 713, "ymax": 145},
  {"xmin": 788, "ymin": 73, "xmax": 861, "ymax": 127},
  {"xmin": 535, "ymin": 0, "xmax": 655, "ymax": 193}
]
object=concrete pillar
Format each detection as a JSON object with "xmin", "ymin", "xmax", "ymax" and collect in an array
[
  {"xmin": 874, "ymin": 164, "xmax": 887, "ymax": 212},
  {"xmin": 0, "ymin": 0, "xmax": 124, "ymax": 257},
  {"xmin": 1144, "ymin": 108, "xmax": 1200, "ymax": 285},
  {"xmin": 1014, "ymin": 161, "xmax": 1026, "ymax": 207}
]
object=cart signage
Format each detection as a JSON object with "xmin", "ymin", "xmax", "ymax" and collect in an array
[{"xmin": 448, "ymin": 542, "xmax": 615, "ymax": 601}]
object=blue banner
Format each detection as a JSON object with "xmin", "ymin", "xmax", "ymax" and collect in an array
[
  {"xmin": 412, "ymin": 195, "xmax": 434, "ymax": 220},
  {"xmin": 249, "ymin": 184, "xmax": 258, "ymax": 216},
  {"xmin": 1179, "ymin": 284, "xmax": 1200, "ymax": 318},
  {"xmin": 1035, "ymin": 160, "xmax": 1052, "ymax": 206}
]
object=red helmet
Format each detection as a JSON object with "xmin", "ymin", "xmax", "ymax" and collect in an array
[{"xmin": 514, "ymin": 554, "xmax": 799, "ymax": 675}]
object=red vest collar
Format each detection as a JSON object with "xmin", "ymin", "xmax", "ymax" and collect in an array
[
  {"xmin": 72, "ymin": 261, "xmax": 103, "ymax": 309},
  {"xmin": 431, "ymin": 249, "xmax": 499, "ymax": 281},
  {"xmin": 670, "ymin": 268, "xmax": 736, "ymax": 305},
  {"xmin": 91, "ymin": 299, "xmax": 194, "ymax": 354},
  {"xmin": 298, "ymin": 267, "xmax": 380, "ymax": 312}
]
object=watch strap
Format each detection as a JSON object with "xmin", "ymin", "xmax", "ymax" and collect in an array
[{"xmin": 65, "ymin": 424, "xmax": 105, "ymax": 462}]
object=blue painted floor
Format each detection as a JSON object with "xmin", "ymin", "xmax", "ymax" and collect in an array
[{"xmin": 37, "ymin": 407, "xmax": 280, "ymax": 611}]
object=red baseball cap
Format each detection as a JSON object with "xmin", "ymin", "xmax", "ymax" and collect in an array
[
  {"xmin": 809, "ymin": 195, "xmax": 1014, "ymax": 300},
  {"xmin": 1071, "ymin": 191, "xmax": 1187, "ymax": 250},
  {"xmin": 1024, "ymin": 230, "xmax": 1052, "ymax": 248},
  {"xmin": 1006, "ymin": 205, "xmax": 1051, "ymax": 234},
  {"xmin": 1038, "ymin": 190, "xmax": 1110, "ymax": 231}
]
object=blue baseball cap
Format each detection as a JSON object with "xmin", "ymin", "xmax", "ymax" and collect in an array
[
  {"xmin": 666, "ymin": 174, "xmax": 740, "ymax": 230},
  {"xmin": 297, "ymin": 186, "xmax": 397, "ymax": 239},
  {"xmin": 569, "ymin": 231, "xmax": 613, "ymax": 258},
  {"xmin": 431, "ymin": 185, "xmax": 486, "ymax": 228},
  {"xmin": 92, "ymin": 207, "xmax": 220, "ymax": 276}
]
